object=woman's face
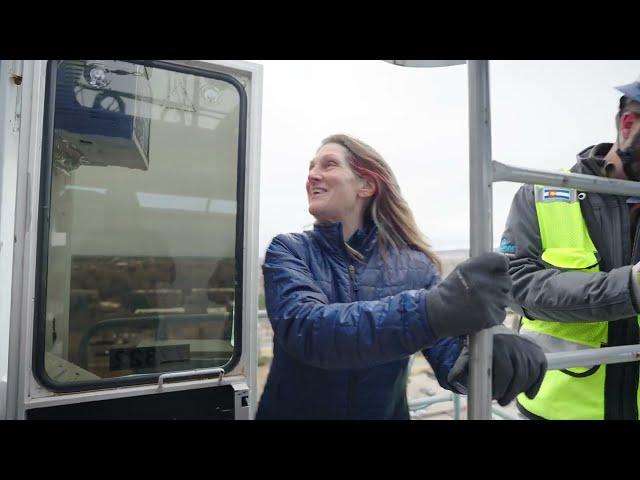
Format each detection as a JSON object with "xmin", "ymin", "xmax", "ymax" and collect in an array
[{"xmin": 306, "ymin": 143, "xmax": 366, "ymax": 224}]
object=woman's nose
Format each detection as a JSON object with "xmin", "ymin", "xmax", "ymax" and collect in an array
[{"xmin": 308, "ymin": 168, "xmax": 322, "ymax": 182}]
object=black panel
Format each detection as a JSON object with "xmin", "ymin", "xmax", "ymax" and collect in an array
[{"xmin": 26, "ymin": 385, "xmax": 235, "ymax": 420}]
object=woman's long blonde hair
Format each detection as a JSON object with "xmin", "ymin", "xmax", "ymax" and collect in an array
[{"xmin": 321, "ymin": 134, "xmax": 442, "ymax": 273}]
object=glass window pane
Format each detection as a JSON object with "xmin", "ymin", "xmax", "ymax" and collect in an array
[{"xmin": 42, "ymin": 60, "xmax": 243, "ymax": 385}]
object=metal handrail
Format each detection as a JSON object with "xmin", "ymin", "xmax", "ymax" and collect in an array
[
  {"xmin": 546, "ymin": 344, "xmax": 640, "ymax": 371},
  {"xmin": 408, "ymin": 343, "xmax": 640, "ymax": 421},
  {"xmin": 408, "ymin": 392, "xmax": 522, "ymax": 420},
  {"xmin": 493, "ymin": 160, "xmax": 640, "ymax": 197}
]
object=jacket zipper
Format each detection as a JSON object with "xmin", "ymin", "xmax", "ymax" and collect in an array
[
  {"xmin": 603, "ymin": 195, "xmax": 640, "ymax": 419},
  {"xmin": 347, "ymin": 263, "xmax": 358, "ymax": 418},
  {"xmin": 348, "ymin": 264, "xmax": 359, "ymax": 301},
  {"xmin": 632, "ymin": 210, "xmax": 640, "ymax": 263},
  {"xmin": 628, "ymin": 200, "xmax": 640, "ymax": 419}
]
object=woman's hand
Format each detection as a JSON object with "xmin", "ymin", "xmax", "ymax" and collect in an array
[
  {"xmin": 447, "ymin": 325, "xmax": 548, "ymax": 406},
  {"xmin": 425, "ymin": 252, "xmax": 512, "ymax": 338}
]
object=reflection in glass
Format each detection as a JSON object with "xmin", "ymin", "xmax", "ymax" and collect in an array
[{"xmin": 43, "ymin": 60, "xmax": 242, "ymax": 384}]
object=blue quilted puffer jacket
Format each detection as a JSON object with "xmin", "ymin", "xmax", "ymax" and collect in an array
[{"xmin": 255, "ymin": 221, "xmax": 462, "ymax": 420}]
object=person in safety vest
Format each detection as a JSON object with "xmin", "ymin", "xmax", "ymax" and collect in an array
[
  {"xmin": 256, "ymin": 133, "xmax": 547, "ymax": 420},
  {"xmin": 501, "ymin": 76, "xmax": 640, "ymax": 420}
]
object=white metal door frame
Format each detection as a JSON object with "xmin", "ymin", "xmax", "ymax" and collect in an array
[{"xmin": 1, "ymin": 59, "xmax": 263, "ymax": 419}]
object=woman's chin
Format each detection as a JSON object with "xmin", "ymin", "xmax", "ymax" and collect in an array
[
  {"xmin": 309, "ymin": 207, "xmax": 332, "ymax": 224},
  {"xmin": 308, "ymin": 204, "xmax": 323, "ymax": 218}
]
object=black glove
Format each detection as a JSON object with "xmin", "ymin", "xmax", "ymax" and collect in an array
[
  {"xmin": 426, "ymin": 252, "xmax": 512, "ymax": 338},
  {"xmin": 447, "ymin": 325, "xmax": 548, "ymax": 406}
]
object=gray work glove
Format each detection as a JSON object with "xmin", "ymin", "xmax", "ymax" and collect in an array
[
  {"xmin": 426, "ymin": 252, "xmax": 512, "ymax": 338},
  {"xmin": 447, "ymin": 325, "xmax": 548, "ymax": 406}
]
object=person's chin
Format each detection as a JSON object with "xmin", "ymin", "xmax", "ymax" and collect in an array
[
  {"xmin": 309, "ymin": 207, "xmax": 331, "ymax": 224},
  {"xmin": 308, "ymin": 202, "xmax": 322, "ymax": 218},
  {"xmin": 309, "ymin": 209, "xmax": 324, "ymax": 221}
]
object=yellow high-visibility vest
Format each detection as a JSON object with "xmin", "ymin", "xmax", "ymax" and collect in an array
[{"xmin": 517, "ymin": 185, "xmax": 640, "ymax": 420}]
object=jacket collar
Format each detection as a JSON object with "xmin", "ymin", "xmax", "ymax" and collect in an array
[
  {"xmin": 311, "ymin": 220, "xmax": 378, "ymax": 260},
  {"xmin": 575, "ymin": 143, "xmax": 613, "ymax": 177}
]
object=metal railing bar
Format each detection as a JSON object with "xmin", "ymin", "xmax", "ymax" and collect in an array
[{"xmin": 493, "ymin": 160, "xmax": 640, "ymax": 197}]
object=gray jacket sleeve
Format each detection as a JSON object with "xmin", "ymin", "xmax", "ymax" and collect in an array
[{"xmin": 500, "ymin": 184, "xmax": 638, "ymax": 323}]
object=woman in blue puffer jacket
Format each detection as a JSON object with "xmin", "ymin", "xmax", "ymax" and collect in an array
[{"xmin": 256, "ymin": 134, "xmax": 547, "ymax": 420}]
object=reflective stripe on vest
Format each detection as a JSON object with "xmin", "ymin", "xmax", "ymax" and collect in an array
[{"xmin": 518, "ymin": 184, "xmax": 609, "ymax": 420}]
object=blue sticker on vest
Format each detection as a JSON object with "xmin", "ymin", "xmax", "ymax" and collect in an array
[{"xmin": 499, "ymin": 237, "xmax": 516, "ymax": 254}]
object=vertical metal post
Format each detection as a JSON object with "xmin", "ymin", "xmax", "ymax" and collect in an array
[
  {"xmin": 453, "ymin": 393, "xmax": 461, "ymax": 420},
  {"xmin": 467, "ymin": 60, "xmax": 493, "ymax": 419}
]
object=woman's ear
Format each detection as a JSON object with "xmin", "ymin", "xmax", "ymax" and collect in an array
[{"xmin": 358, "ymin": 176, "xmax": 377, "ymax": 199}]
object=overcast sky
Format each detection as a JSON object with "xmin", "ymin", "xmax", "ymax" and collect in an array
[{"xmin": 250, "ymin": 60, "xmax": 640, "ymax": 256}]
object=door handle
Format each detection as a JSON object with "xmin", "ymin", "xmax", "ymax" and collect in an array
[{"xmin": 158, "ymin": 367, "xmax": 224, "ymax": 390}]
